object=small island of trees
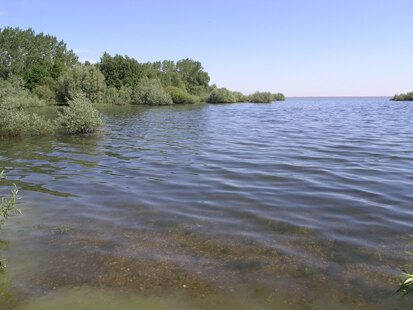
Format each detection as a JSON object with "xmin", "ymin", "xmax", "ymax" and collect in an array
[
  {"xmin": 391, "ymin": 92, "xmax": 413, "ymax": 101},
  {"xmin": 0, "ymin": 27, "xmax": 285, "ymax": 137}
]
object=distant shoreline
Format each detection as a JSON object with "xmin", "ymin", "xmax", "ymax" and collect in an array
[{"xmin": 286, "ymin": 96, "xmax": 392, "ymax": 99}]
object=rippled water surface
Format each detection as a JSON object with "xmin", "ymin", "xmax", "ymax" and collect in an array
[{"xmin": 1, "ymin": 98, "xmax": 412, "ymax": 309}]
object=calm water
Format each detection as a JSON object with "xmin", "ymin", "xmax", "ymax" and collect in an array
[{"xmin": 0, "ymin": 98, "xmax": 412, "ymax": 309}]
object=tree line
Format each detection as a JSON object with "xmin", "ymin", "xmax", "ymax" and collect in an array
[
  {"xmin": 0, "ymin": 27, "xmax": 285, "ymax": 136},
  {"xmin": 391, "ymin": 92, "xmax": 413, "ymax": 101}
]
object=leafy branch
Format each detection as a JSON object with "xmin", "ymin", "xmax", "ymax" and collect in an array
[{"xmin": 0, "ymin": 170, "xmax": 22, "ymax": 229}]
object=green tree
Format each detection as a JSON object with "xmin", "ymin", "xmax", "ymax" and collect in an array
[
  {"xmin": 0, "ymin": 27, "xmax": 77, "ymax": 85},
  {"xmin": 248, "ymin": 92, "xmax": 273, "ymax": 103},
  {"xmin": 206, "ymin": 88, "xmax": 236, "ymax": 103},
  {"xmin": 132, "ymin": 79, "xmax": 173, "ymax": 106},
  {"xmin": 166, "ymin": 86, "xmax": 197, "ymax": 104},
  {"xmin": 161, "ymin": 71, "xmax": 186, "ymax": 89},
  {"xmin": 176, "ymin": 59, "xmax": 210, "ymax": 93},
  {"xmin": 232, "ymin": 91, "xmax": 248, "ymax": 102},
  {"xmin": 56, "ymin": 93, "xmax": 103, "ymax": 134},
  {"xmin": 391, "ymin": 92, "xmax": 413, "ymax": 101},
  {"xmin": 57, "ymin": 64, "xmax": 106, "ymax": 103},
  {"xmin": 104, "ymin": 85, "xmax": 132, "ymax": 105},
  {"xmin": 23, "ymin": 64, "xmax": 49, "ymax": 90},
  {"xmin": 99, "ymin": 53, "xmax": 142, "ymax": 89}
]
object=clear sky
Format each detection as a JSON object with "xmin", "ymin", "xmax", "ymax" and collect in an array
[{"xmin": 0, "ymin": 0, "xmax": 412, "ymax": 97}]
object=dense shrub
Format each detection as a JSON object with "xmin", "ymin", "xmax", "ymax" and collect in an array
[
  {"xmin": 248, "ymin": 92, "xmax": 273, "ymax": 103},
  {"xmin": 166, "ymin": 86, "xmax": 197, "ymax": 104},
  {"xmin": 33, "ymin": 84, "xmax": 57, "ymax": 105},
  {"xmin": 161, "ymin": 71, "xmax": 186, "ymax": 90},
  {"xmin": 132, "ymin": 79, "xmax": 173, "ymax": 106},
  {"xmin": 56, "ymin": 93, "xmax": 103, "ymax": 134},
  {"xmin": 272, "ymin": 93, "xmax": 285, "ymax": 101},
  {"xmin": 206, "ymin": 88, "xmax": 236, "ymax": 103},
  {"xmin": 57, "ymin": 64, "xmax": 106, "ymax": 103},
  {"xmin": 0, "ymin": 107, "xmax": 53, "ymax": 136},
  {"xmin": 99, "ymin": 53, "xmax": 142, "ymax": 89},
  {"xmin": 391, "ymin": 92, "xmax": 413, "ymax": 101},
  {"xmin": 118, "ymin": 86, "xmax": 133, "ymax": 105},
  {"xmin": 232, "ymin": 91, "xmax": 248, "ymax": 102},
  {"xmin": 0, "ymin": 77, "xmax": 48, "ymax": 109},
  {"xmin": 104, "ymin": 85, "xmax": 132, "ymax": 105}
]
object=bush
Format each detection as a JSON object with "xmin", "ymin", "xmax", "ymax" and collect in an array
[
  {"xmin": 0, "ymin": 77, "xmax": 47, "ymax": 109},
  {"xmin": 206, "ymin": 88, "xmax": 236, "ymax": 103},
  {"xmin": 232, "ymin": 91, "xmax": 248, "ymax": 102},
  {"xmin": 132, "ymin": 79, "xmax": 173, "ymax": 106},
  {"xmin": 33, "ymin": 77, "xmax": 58, "ymax": 105},
  {"xmin": 0, "ymin": 170, "xmax": 21, "ymax": 230},
  {"xmin": 391, "ymin": 92, "xmax": 413, "ymax": 101},
  {"xmin": 57, "ymin": 64, "xmax": 106, "ymax": 103},
  {"xmin": 104, "ymin": 86, "xmax": 132, "ymax": 105},
  {"xmin": 118, "ymin": 85, "xmax": 132, "ymax": 105},
  {"xmin": 0, "ymin": 107, "xmax": 53, "ymax": 136},
  {"xmin": 248, "ymin": 92, "xmax": 273, "ymax": 103},
  {"xmin": 166, "ymin": 86, "xmax": 197, "ymax": 104},
  {"xmin": 56, "ymin": 93, "xmax": 103, "ymax": 134},
  {"xmin": 272, "ymin": 93, "xmax": 285, "ymax": 101}
]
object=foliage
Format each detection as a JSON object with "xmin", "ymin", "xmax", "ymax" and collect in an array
[
  {"xmin": 56, "ymin": 93, "xmax": 103, "ymax": 134},
  {"xmin": 248, "ymin": 92, "xmax": 285, "ymax": 103},
  {"xmin": 0, "ymin": 76, "xmax": 49, "ymax": 110},
  {"xmin": 176, "ymin": 59, "xmax": 210, "ymax": 93},
  {"xmin": 99, "ymin": 53, "xmax": 142, "ymax": 89},
  {"xmin": 0, "ymin": 76, "xmax": 47, "ymax": 109},
  {"xmin": 0, "ymin": 170, "xmax": 21, "ymax": 230},
  {"xmin": 391, "ymin": 92, "xmax": 413, "ymax": 101},
  {"xmin": 57, "ymin": 64, "xmax": 106, "ymax": 103},
  {"xmin": 397, "ymin": 236, "xmax": 413, "ymax": 296},
  {"xmin": 161, "ymin": 71, "xmax": 186, "ymax": 90},
  {"xmin": 0, "ymin": 27, "xmax": 77, "ymax": 86},
  {"xmin": 166, "ymin": 86, "xmax": 197, "ymax": 104},
  {"xmin": 23, "ymin": 64, "xmax": 50, "ymax": 90},
  {"xmin": 232, "ymin": 91, "xmax": 248, "ymax": 102},
  {"xmin": 0, "ymin": 106, "xmax": 53, "ymax": 137},
  {"xmin": 132, "ymin": 79, "xmax": 173, "ymax": 106},
  {"xmin": 104, "ymin": 85, "xmax": 132, "ymax": 105},
  {"xmin": 248, "ymin": 91, "xmax": 273, "ymax": 103},
  {"xmin": 33, "ymin": 82, "xmax": 57, "ymax": 105},
  {"xmin": 206, "ymin": 88, "xmax": 236, "ymax": 103},
  {"xmin": 272, "ymin": 93, "xmax": 285, "ymax": 101}
]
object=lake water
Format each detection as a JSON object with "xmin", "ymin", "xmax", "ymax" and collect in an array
[{"xmin": 0, "ymin": 98, "xmax": 412, "ymax": 309}]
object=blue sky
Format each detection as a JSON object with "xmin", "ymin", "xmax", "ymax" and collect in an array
[{"xmin": 0, "ymin": 0, "xmax": 412, "ymax": 96}]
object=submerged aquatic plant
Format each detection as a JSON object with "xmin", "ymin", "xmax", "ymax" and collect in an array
[{"xmin": 396, "ymin": 235, "xmax": 413, "ymax": 296}]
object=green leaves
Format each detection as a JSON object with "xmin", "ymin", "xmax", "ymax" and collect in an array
[
  {"xmin": 56, "ymin": 93, "xmax": 103, "ymax": 134},
  {"xmin": 132, "ymin": 79, "xmax": 173, "ymax": 106},
  {"xmin": 57, "ymin": 64, "xmax": 106, "ymax": 103},
  {"xmin": 207, "ymin": 88, "xmax": 236, "ymax": 103},
  {"xmin": 0, "ymin": 170, "xmax": 22, "ymax": 229},
  {"xmin": 0, "ymin": 27, "xmax": 77, "ymax": 86},
  {"xmin": 391, "ymin": 92, "xmax": 413, "ymax": 101}
]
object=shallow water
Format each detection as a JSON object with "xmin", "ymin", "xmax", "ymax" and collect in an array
[{"xmin": 0, "ymin": 98, "xmax": 412, "ymax": 309}]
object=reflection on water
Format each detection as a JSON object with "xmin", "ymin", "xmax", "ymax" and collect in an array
[{"xmin": 1, "ymin": 98, "xmax": 413, "ymax": 309}]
